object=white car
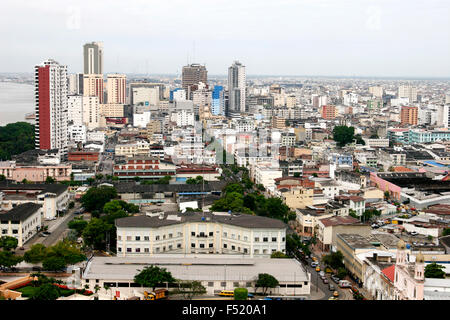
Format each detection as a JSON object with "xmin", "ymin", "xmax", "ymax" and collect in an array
[{"xmin": 410, "ymin": 231, "xmax": 418, "ymax": 236}]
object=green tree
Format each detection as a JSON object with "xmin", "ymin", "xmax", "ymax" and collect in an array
[
  {"xmin": 223, "ymin": 183, "xmax": 244, "ymax": 195},
  {"xmin": 42, "ymin": 256, "xmax": 66, "ymax": 272},
  {"xmin": 0, "ymin": 236, "xmax": 18, "ymax": 251},
  {"xmin": 95, "ymin": 174, "xmax": 104, "ymax": 180},
  {"xmin": 337, "ymin": 267, "xmax": 347, "ymax": 280},
  {"xmin": 174, "ymin": 280, "xmax": 206, "ymax": 300},
  {"xmin": 443, "ymin": 228, "xmax": 450, "ymax": 236},
  {"xmin": 0, "ymin": 174, "xmax": 6, "ymax": 181},
  {"xmin": 332, "ymin": 125, "xmax": 355, "ymax": 147},
  {"xmin": 0, "ymin": 122, "xmax": 35, "ymax": 160},
  {"xmin": 134, "ymin": 265, "xmax": 176, "ymax": 291},
  {"xmin": 255, "ymin": 273, "xmax": 279, "ymax": 295},
  {"xmin": 24, "ymin": 244, "xmax": 48, "ymax": 264},
  {"xmin": 425, "ymin": 263, "xmax": 446, "ymax": 279},
  {"xmin": 234, "ymin": 288, "xmax": 248, "ymax": 300},
  {"xmin": 270, "ymin": 251, "xmax": 288, "ymax": 258},
  {"xmin": 0, "ymin": 251, "xmax": 23, "ymax": 269},
  {"xmin": 82, "ymin": 218, "xmax": 112, "ymax": 250},
  {"xmin": 46, "ymin": 240, "xmax": 86, "ymax": 265},
  {"xmin": 68, "ymin": 201, "xmax": 75, "ymax": 209},
  {"xmin": 31, "ymin": 283, "xmax": 61, "ymax": 300},
  {"xmin": 349, "ymin": 209, "xmax": 358, "ymax": 219},
  {"xmin": 81, "ymin": 186, "xmax": 117, "ymax": 211},
  {"xmin": 322, "ymin": 251, "xmax": 344, "ymax": 270},
  {"xmin": 68, "ymin": 219, "xmax": 89, "ymax": 237},
  {"xmin": 45, "ymin": 176, "xmax": 55, "ymax": 184}
]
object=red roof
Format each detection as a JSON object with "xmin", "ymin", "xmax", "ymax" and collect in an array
[
  {"xmin": 381, "ymin": 265, "xmax": 395, "ymax": 283},
  {"xmin": 319, "ymin": 216, "xmax": 360, "ymax": 227}
]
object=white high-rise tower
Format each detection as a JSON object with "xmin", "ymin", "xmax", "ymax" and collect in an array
[{"xmin": 228, "ymin": 61, "xmax": 246, "ymax": 116}]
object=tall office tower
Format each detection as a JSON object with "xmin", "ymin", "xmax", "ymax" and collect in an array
[
  {"xmin": 312, "ymin": 95, "xmax": 327, "ymax": 108},
  {"xmin": 320, "ymin": 105, "xmax": 337, "ymax": 120},
  {"xmin": 83, "ymin": 74, "xmax": 104, "ymax": 104},
  {"xmin": 34, "ymin": 59, "xmax": 68, "ymax": 158},
  {"xmin": 83, "ymin": 42, "xmax": 104, "ymax": 74},
  {"xmin": 212, "ymin": 86, "xmax": 225, "ymax": 116},
  {"xmin": 369, "ymin": 86, "xmax": 384, "ymax": 98},
  {"xmin": 437, "ymin": 105, "xmax": 450, "ymax": 128},
  {"xmin": 182, "ymin": 63, "xmax": 207, "ymax": 99},
  {"xmin": 400, "ymin": 106, "xmax": 418, "ymax": 126},
  {"xmin": 82, "ymin": 96, "xmax": 100, "ymax": 130},
  {"xmin": 67, "ymin": 95, "xmax": 84, "ymax": 126},
  {"xmin": 398, "ymin": 85, "xmax": 418, "ymax": 103},
  {"xmin": 106, "ymin": 74, "xmax": 126, "ymax": 104},
  {"xmin": 68, "ymin": 73, "xmax": 84, "ymax": 95},
  {"xmin": 228, "ymin": 61, "xmax": 246, "ymax": 116}
]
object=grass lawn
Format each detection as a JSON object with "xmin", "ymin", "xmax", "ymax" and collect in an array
[{"xmin": 16, "ymin": 286, "xmax": 75, "ymax": 298}]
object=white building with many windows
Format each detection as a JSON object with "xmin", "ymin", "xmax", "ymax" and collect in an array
[{"xmin": 115, "ymin": 211, "xmax": 287, "ymax": 258}]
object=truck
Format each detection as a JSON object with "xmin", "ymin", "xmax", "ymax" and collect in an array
[
  {"xmin": 339, "ymin": 280, "xmax": 351, "ymax": 288},
  {"xmin": 143, "ymin": 289, "xmax": 168, "ymax": 300}
]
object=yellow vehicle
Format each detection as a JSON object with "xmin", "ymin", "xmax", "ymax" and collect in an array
[
  {"xmin": 312, "ymin": 257, "xmax": 318, "ymax": 262},
  {"xmin": 143, "ymin": 289, "xmax": 168, "ymax": 300},
  {"xmin": 315, "ymin": 266, "xmax": 321, "ymax": 272},
  {"xmin": 333, "ymin": 291, "xmax": 339, "ymax": 297},
  {"xmin": 218, "ymin": 290, "xmax": 234, "ymax": 297},
  {"xmin": 328, "ymin": 297, "xmax": 338, "ymax": 300}
]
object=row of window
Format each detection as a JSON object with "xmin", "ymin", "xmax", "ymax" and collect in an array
[
  {"xmin": 119, "ymin": 244, "xmax": 284, "ymax": 255},
  {"xmin": 118, "ymin": 233, "xmax": 285, "ymax": 243}
]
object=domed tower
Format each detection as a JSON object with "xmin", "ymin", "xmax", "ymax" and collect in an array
[
  {"xmin": 396, "ymin": 239, "xmax": 407, "ymax": 267},
  {"xmin": 414, "ymin": 252, "xmax": 425, "ymax": 281}
]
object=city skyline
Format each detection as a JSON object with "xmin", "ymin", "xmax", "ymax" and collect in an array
[{"xmin": 1, "ymin": 0, "xmax": 449, "ymax": 77}]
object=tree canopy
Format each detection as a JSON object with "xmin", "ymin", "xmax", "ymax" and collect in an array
[
  {"xmin": 0, "ymin": 251, "xmax": 23, "ymax": 269},
  {"xmin": 425, "ymin": 262, "xmax": 446, "ymax": 279},
  {"xmin": 322, "ymin": 251, "xmax": 344, "ymax": 270},
  {"xmin": 0, "ymin": 122, "xmax": 35, "ymax": 160},
  {"xmin": 0, "ymin": 236, "xmax": 18, "ymax": 251},
  {"xmin": 134, "ymin": 265, "xmax": 176, "ymax": 291},
  {"xmin": 81, "ymin": 186, "xmax": 118, "ymax": 211},
  {"xmin": 30, "ymin": 283, "xmax": 61, "ymax": 300},
  {"xmin": 255, "ymin": 273, "xmax": 279, "ymax": 295},
  {"xmin": 332, "ymin": 125, "xmax": 356, "ymax": 147}
]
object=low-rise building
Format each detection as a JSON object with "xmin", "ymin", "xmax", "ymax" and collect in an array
[{"xmin": 0, "ymin": 203, "xmax": 42, "ymax": 247}]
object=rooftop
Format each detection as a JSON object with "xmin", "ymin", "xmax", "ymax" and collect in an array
[{"xmin": 0, "ymin": 202, "xmax": 42, "ymax": 221}]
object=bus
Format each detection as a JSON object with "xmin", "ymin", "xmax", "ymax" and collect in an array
[{"xmin": 218, "ymin": 290, "xmax": 234, "ymax": 297}]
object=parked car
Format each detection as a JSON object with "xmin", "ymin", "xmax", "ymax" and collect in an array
[
  {"xmin": 331, "ymin": 275, "xmax": 340, "ymax": 283},
  {"xmin": 323, "ymin": 279, "xmax": 329, "ymax": 284},
  {"xmin": 339, "ymin": 280, "xmax": 351, "ymax": 288},
  {"xmin": 320, "ymin": 275, "xmax": 326, "ymax": 280},
  {"xmin": 319, "ymin": 271, "xmax": 325, "ymax": 277},
  {"xmin": 42, "ymin": 231, "xmax": 51, "ymax": 236},
  {"xmin": 410, "ymin": 231, "xmax": 418, "ymax": 236},
  {"xmin": 315, "ymin": 266, "xmax": 321, "ymax": 272},
  {"xmin": 328, "ymin": 296, "xmax": 338, "ymax": 300},
  {"xmin": 328, "ymin": 284, "xmax": 335, "ymax": 291},
  {"xmin": 311, "ymin": 261, "xmax": 319, "ymax": 267},
  {"xmin": 333, "ymin": 291, "xmax": 339, "ymax": 297}
]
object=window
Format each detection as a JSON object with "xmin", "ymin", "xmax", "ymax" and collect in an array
[
  {"xmin": 144, "ymin": 248, "xmax": 149, "ymax": 253},
  {"xmin": 135, "ymin": 248, "xmax": 140, "ymax": 253},
  {"xmin": 209, "ymin": 232, "xmax": 213, "ymax": 236},
  {"xmin": 263, "ymin": 237, "xmax": 268, "ymax": 242},
  {"xmin": 191, "ymin": 243, "xmax": 195, "ymax": 248},
  {"xmin": 254, "ymin": 237, "xmax": 259, "ymax": 242},
  {"xmin": 272, "ymin": 237, "xmax": 277, "ymax": 242},
  {"xmin": 208, "ymin": 282, "xmax": 214, "ymax": 287},
  {"xmin": 118, "ymin": 247, "xmax": 122, "ymax": 252},
  {"xmin": 126, "ymin": 248, "xmax": 131, "ymax": 252},
  {"xmin": 243, "ymin": 248, "xmax": 248, "ymax": 254},
  {"xmin": 231, "ymin": 245, "xmax": 235, "ymax": 250},
  {"xmin": 191, "ymin": 232, "xmax": 195, "ymax": 236},
  {"xmin": 223, "ymin": 232, "xmax": 227, "ymax": 237},
  {"xmin": 200, "ymin": 244, "xmax": 205, "ymax": 248},
  {"xmin": 163, "ymin": 235, "xmax": 166, "ymax": 240},
  {"xmin": 254, "ymin": 249, "xmax": 259, "ymax": 254},
  {"xmin": 223, "ymin": 244, "xmax": 227, "ymax": 248},
  {"xmin": 168, "ymin": 245, "xmax": 173, "ymax": 250},
  {"xmin": 135, "ymin": 236, "xmax": 140, "ymax": 241},
  {"xmin": 221, "ymin": 282, "xmax": 226, "ymax": 287},
  {"xmin": 155, "ymin": 235, "xmax": 160, "ymax": 241},
  {"xmin": 169, "ymin": 233, "xmax": 173, "ymax": 238},
  {"xmin": 246, "ymin": 282, "xmax": 252, "ymax": 287},
  {"xmin": 144, "ymin": 236, "xmax": 149, "ymax": 241},
  {"xmin": 118, "ymin": 235, "xmax": 122, "ymax": 241},
  {"xmin": 127, "ymin": 236, "xmax": 131, "ymax": 241},
  {"xmin": 233, "ymin": 282, "xmax": 239, "ymax": 287},
  {"xmin": 209, "ymin": 243, "xmax": 213, "ymax": 248},
  {"xmin": 177, "ymin": 243, "xmax": 182, "ymax": 248}
]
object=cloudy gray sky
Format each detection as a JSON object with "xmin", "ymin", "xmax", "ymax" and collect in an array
[{"xmin": 1, "ymin": 0, "xmax": 449, "ymax": 77}]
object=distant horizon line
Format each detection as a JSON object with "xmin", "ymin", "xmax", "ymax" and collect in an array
[{"xmin": 1, "ymin": 72, "xmax": 449, "ymax": 81}]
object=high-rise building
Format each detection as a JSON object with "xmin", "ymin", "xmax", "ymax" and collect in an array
[
  {"xmin": 83, "ymin": 42, "xmax": 104, "ymax": 75},
  {"xmin": 82, "ymin": 96, "xmax": 100, "ymax": 130},
  {"xmin": 182, "ymin": 64, "xmax": 207, "ymax": 99},
  {"xmin": 320, "ymin": 105, "xmax": 337, "ymax": 120},
  {"xmin": 212, "ymin": 86, "xmax": 225, "ymax": 116},
  {"xmin": 400, "ymin": 106, "xmax": 418, "ymax": 126},
  {"xmin": 68, "ymin": 73, "xmax": 84, "ymax": 95},
  {"xmin": 106, "ymin": 74, "xmax": 126, "ymax": 104},
  {"xmin": 398, "ymin": 85, "xmax": 418, "ymax": 103},
  {"xmin": 83, "ymin": 74, "xmax": 104, "ymax": 104},
  {"xmin": 68, "ymin": 95, "xmax": 84, "ymax": 126},
  {"xmin": 369, "ymin": 86, "xmax": 384, "ymax": 98},
  {"xmin": 228, "ymin": 61, "xmax": 246, "ymax": 116},
  {"xmin": 34, "ymin": 59, "xmax": 68, "ymax": 158},
  {"xmin": 312, "ymin": 95, "xmax": 327, "ymax": 108}
]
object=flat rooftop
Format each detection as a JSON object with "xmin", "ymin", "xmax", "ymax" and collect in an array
[{"xmin": 83, "ymin": 255, "xmax": 309, "ymax": 283}]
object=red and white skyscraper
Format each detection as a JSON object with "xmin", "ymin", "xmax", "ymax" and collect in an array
[{"xmin": 34, "ymin": 59, "xmax": 68, "ymax": 158}]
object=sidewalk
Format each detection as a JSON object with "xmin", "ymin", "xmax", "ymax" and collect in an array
[{"xmin": 309, "ymin": 284, "xmax": 326, "ymax": 300}]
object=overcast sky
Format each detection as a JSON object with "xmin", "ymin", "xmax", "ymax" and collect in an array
[{"xmin": 1, "ymin": 0, "xmax": 449, "ymax": 77}]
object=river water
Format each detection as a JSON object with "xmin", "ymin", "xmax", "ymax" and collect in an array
[{"xmin": 0, "ymin": 82, "xmax": 35, "ymax": 126}]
